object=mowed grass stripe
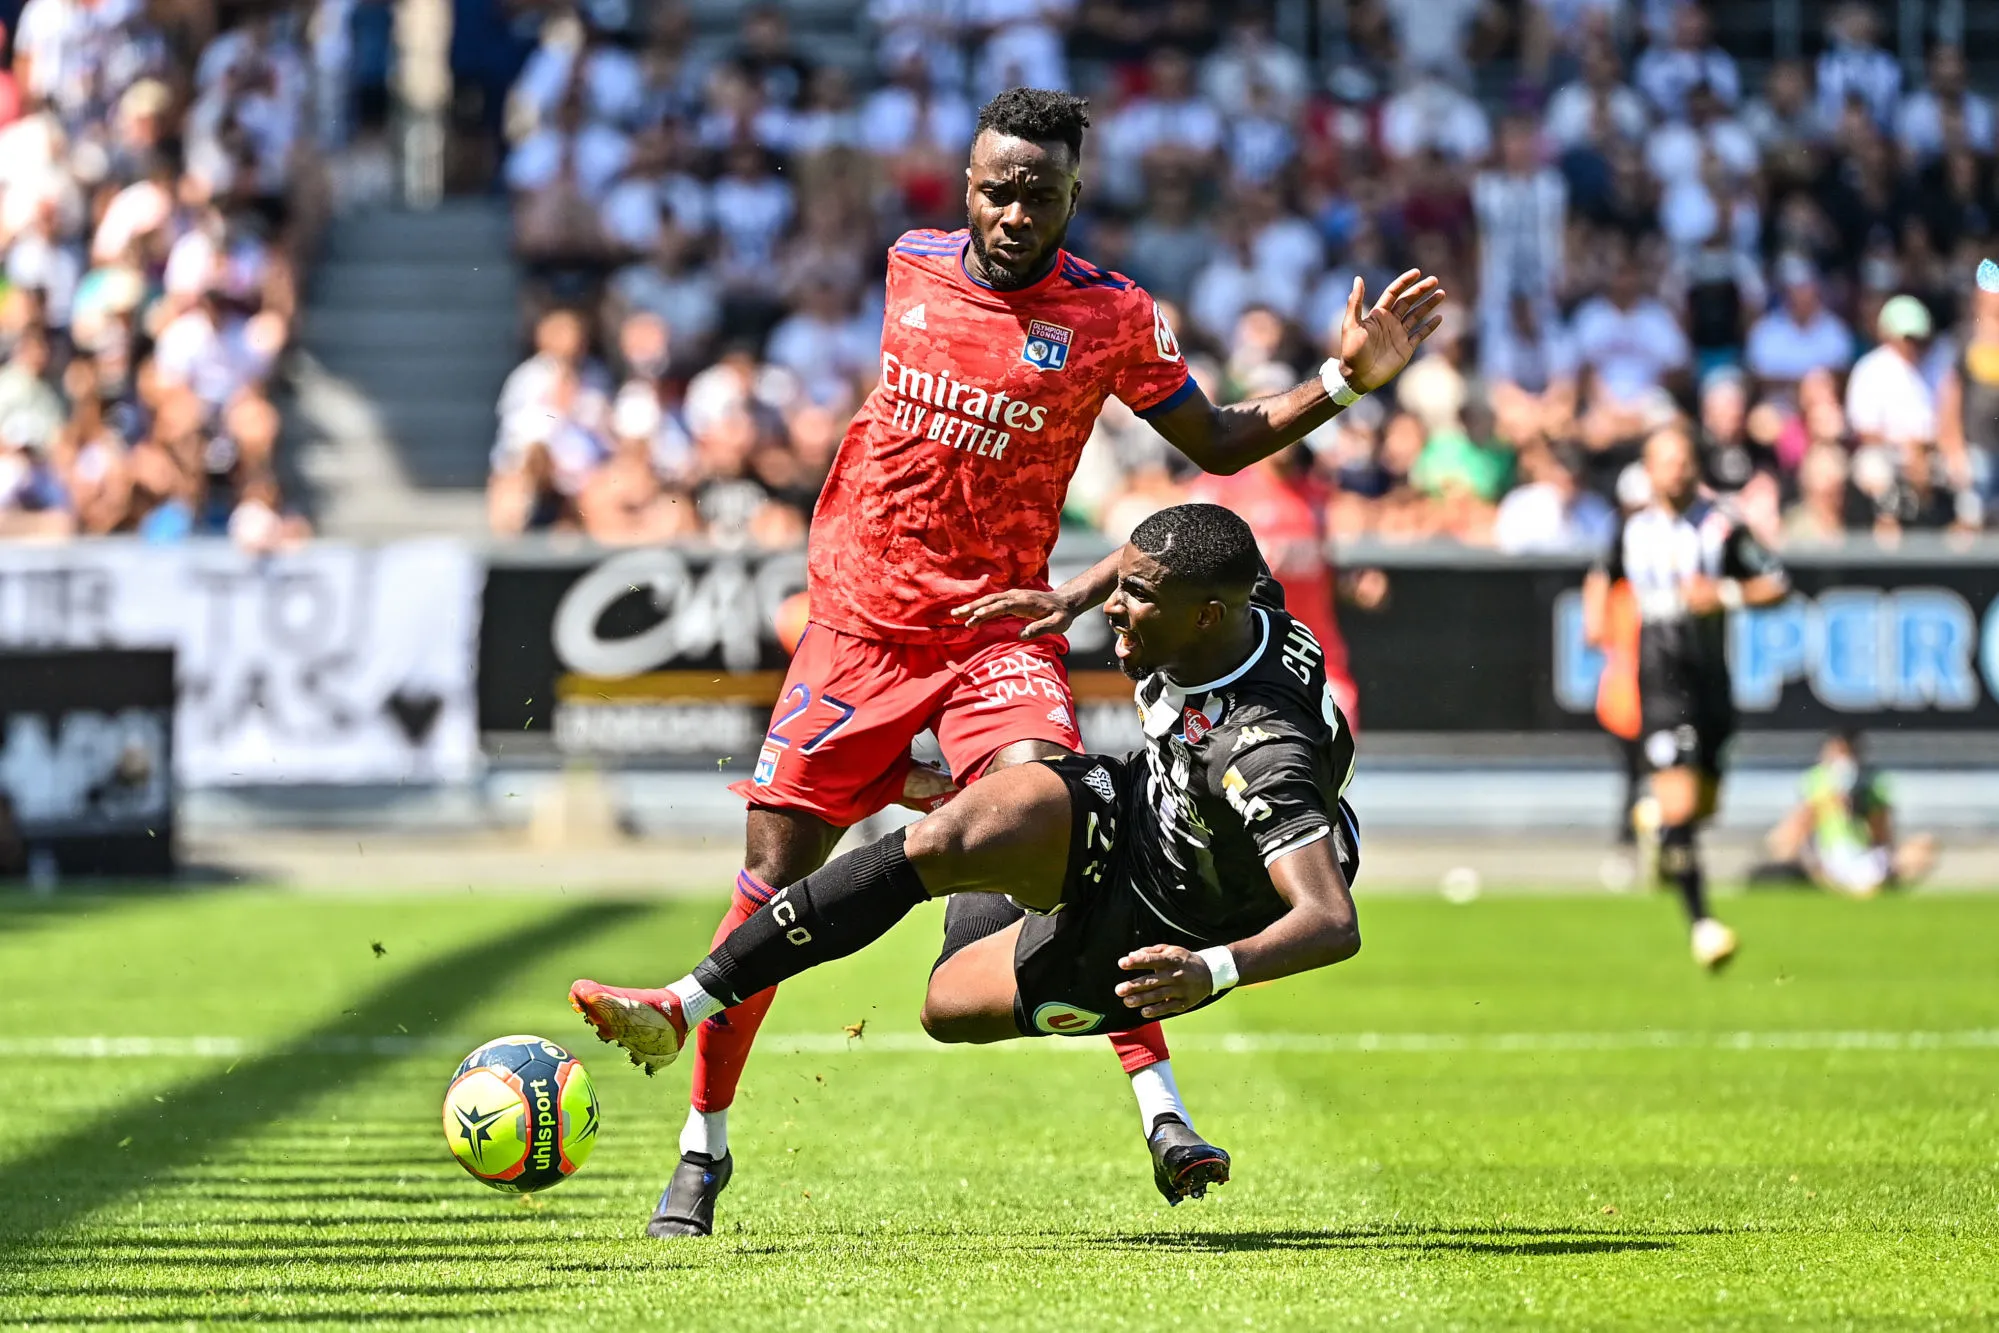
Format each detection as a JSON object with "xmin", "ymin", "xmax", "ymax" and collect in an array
[
  {"xmin": 7, "ymin": 1029, "xmax": 1999, "ymax": 1059},
  {"xmin": 0, "ymin": 900, "xmax": 645, "ymax": 1245}
]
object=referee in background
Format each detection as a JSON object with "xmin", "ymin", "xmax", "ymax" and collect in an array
[{"xmin": 1583, "ymin": 429, "xmax": 1790, "ymax": 969}]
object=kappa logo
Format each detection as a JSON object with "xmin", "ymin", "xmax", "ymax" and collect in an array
[
  {"xmin": 1082, "ymin": 765, "xmax": 1117, "ymax": 803},
  {"xmin": 1021, "ymin": 319, "xmax": 1073, "ymax": 371},
  {"xmin": 1222, "ymin": 765, "xmax": 1274, "ymax": 822},
  {"xmin": 1046, "ymin": 704, "xmax": 1072, "ymax": 729},
  {"xmin": 1232, "ymin": 725, "xmax": 1276, "ymax": 752},
  {"xmin": 899, "ymin": 303, "xmax": 927, "ymax": 329},
  {"xmin": 1031, "ymin": 1001, "xmax": 1105, "ymax": 1035}
]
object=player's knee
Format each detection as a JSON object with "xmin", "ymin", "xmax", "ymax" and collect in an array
[
  {"xmin": 903, "ymin": 802, "xmax": 979, "ymax": 883},
  {"xmin": 918, "ymin": 996, "xmax": 983, "ymax": 1044}
]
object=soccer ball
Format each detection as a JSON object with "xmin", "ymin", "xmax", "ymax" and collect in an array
[{"xmin": 442, "ymin": 1035, "xmax": 600, "ymax": 1192}]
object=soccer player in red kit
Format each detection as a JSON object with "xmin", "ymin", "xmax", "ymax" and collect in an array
[{"xmin": 638, "ymin": 87, "xmax": 1443, "ymax": 1237}]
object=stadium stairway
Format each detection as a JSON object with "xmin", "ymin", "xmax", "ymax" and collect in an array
[{"xmin": 284, "ymin": 200, "xmax": 517, "ymax": 539}]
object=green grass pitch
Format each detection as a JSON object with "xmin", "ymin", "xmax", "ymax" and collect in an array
[{"xmin": 2, "ymin": 885, "xmax": 1996, "ymax": 1330}]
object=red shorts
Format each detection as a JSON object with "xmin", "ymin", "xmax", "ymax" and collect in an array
[{"xmin": 727, "ymin": 622, "xmax": 1083, "ymax": 827}]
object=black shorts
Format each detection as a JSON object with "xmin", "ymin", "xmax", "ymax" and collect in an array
[
  {"xmin": 1638, "ymin": 675, "xmax": 1734, "ymax": 776},
  {"xmin": 1638, "ymin": 630, "xmax": 1734, "ymax": 777},
  {"xmin": 1010, "ymin": 754, "xmax": 1361, "ymax": 1037}
]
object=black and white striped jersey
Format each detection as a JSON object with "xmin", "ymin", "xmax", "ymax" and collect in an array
[
  {"xmin": 1595, "ymin": 498, "xmax": 1787, "ymax": 675},
  {"xmin": 1123, "ymin": 592, "xmax": 1358, "ymax": 945}
]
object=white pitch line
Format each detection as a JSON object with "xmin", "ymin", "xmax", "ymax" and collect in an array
[{"xmin": 2, "ymin": 1031, "xmax": 1998, "ymax": 1059}]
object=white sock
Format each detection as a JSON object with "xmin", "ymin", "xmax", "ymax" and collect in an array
[
  {"xmin": 1129, "ymin": 1060, "xmax": 1193, "ymax": 1135},
  {"xmin": 680, "ymin": 1106, "xmax": 728, "ymax": 1158},
  {"xmin": 667, "ymin": 976, "xmax": 724, "ymax": 1026}
]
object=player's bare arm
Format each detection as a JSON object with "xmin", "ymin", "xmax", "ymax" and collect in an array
[
  {"xmin": 954, "ymin": 549, "xmax": 1123, "ymax": 639},
  {"xmin": 1680, "ymin": 571, "xmax": 1789, "ymax": 615},
  {"xmin": 1581, "ymin": 568, "xmax": 1612, "ymax": 647},
  {"xmin": 1112, "ymin": 835, "xmax": 1361, "ymax": 1020},
  {"xmin": 1146, "ymin": 270, "xmax": 1448, "ymax": 476}
]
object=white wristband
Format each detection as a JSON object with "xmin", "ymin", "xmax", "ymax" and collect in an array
[
  {"xmin": 1718, "ymin": 579, "xmax": 1745, "ymax": 612},
  {"xmin": 1196, "ymin": 945, "xmax": 1241, "ymax": 994},
  {"xmin": 1319, "ymin": 358, "xmax": 1364, "ymax": 407}
]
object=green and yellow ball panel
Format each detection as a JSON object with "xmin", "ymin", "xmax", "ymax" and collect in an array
[{"xmin": 443, "ymin": 1035, "xmax": 599, "ymax": 1193}]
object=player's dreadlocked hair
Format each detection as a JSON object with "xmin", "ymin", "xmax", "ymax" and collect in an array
[
  {"xmin": 974, "ymin": 87, "xmax": 1091, "ymax": 159},
  {"xmin": 1131, "ymin": 504, "xmax": 1261, "ymax": 599}
]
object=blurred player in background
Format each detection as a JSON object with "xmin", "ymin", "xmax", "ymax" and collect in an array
[
  {"xmin": 650, "ymin": 86, "xmax": 1444, "ymax": 1237},
  {"xmin": 1582, "ymin": 429, "xmax": 1789, "ymax": 969},
  {"xmin": 1760, "ymin": 731, "xmax": 1937, "ymax": 897}
]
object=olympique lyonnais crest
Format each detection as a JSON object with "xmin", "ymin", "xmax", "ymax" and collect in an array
[{"xmin": 1021, "ymin": 320, "xmax": 1073, "ymax": 371}]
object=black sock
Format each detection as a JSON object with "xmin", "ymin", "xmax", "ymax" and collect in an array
[
  {"xmin": 931, "ymin": 892, "xmax": 1025, "ymax": 974},
  {"xmin": 693, "ymin": 828, "xmax": 931, "ymax": 1005},
  {"xmin": 1660, "ymin": 822, "xmax": 1708, "ymax": 922}
]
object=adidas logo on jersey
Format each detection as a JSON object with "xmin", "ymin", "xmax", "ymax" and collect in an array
[
  {"xmin": 900, "ymin": 303, "xmax": 927, "ymax": 329},
  {"xmin": 1046, "ymin": 705, "xmax": 1072, "ymax": 729}
]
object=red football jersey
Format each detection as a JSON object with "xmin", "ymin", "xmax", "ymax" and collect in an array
[{"xmin": 807, "ymin": 228, "xmax": 1196, "ymax": 643}]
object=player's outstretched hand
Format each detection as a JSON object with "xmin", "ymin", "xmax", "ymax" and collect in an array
[
  {"xmin": 953, "ymin": 588, "xmax": 1076, "ymax": 640},
  {"xmin": 1115, "ymin": 944, "xmax": 1216, "ymax": 1020},
  {"xmin": 1337, "ymin": 269, "xmax": 1448, "ymax": 396}
]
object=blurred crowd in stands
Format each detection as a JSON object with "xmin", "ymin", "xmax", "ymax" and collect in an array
[
  {"xmin": 490, "ymin": 0, "xmax": 1999, "ymax": 557},
  {"xmin": 0, "ymin": 0, "xmax": 367, "ymax": 546}
]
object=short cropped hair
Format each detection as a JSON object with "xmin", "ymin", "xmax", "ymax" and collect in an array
[
  {"xmin": 1130, "ymin": 503, "xmax": 1261, "ymax": 599},
  {"xmin": 974, "ymin": 87, "xmax": 1091, "ymax": 160}
]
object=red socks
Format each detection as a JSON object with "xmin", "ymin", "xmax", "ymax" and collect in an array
[
  {"xmin": 1112, "ymin": 1021, "xmax": 1170, "ymax": 1075},
  {"xmin": 687, "ymin": 873, "xmax": 780, "ymax": 1114}
]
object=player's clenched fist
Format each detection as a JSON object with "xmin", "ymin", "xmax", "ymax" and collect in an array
[{"xmin": 1115, "ymin": 944, "xmax": 1216, "ymax": 1019}]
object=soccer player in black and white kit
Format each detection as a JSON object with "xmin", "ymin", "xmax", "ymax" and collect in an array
[
  {"xmin": 572, "ymin": 504, "xmax": 1363, "ymax": 1201},
  {"xmin": 1582, "ymin": 429, "xmax": 1789, "ymax": 968}
]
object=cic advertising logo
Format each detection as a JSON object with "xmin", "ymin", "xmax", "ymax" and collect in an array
[{"xmin": 1553, "ymin": 586, "xmax": 1999, "ymax": 717}]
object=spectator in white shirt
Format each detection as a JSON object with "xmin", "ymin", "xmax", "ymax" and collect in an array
[
  {"xmin": 1646, "ymin": 81, "xmax": 1758, "ymax": 185},
  {"xmin": 1544, "ymin": 39, "xmax": 1651, "ymax": 151},
  {"xmin": 1474, "ymin": 115, "xmax": 1568, "ymax": 320},
  {"xmin": 1484, "ymin": 293, "xmax": 1580, "ymax": 442},
  {"xmin": 1188, "ymin": 219, "xmax": 1289, "ymax": 344},
  {"xmin": 967, "ymin": 0, "xmax": 1073, "ymax": 102},
  {"xmin": 1634, "ymin": 4, "xmax": 1740, "ymax": 121},
  {"xmin": 1199, "ymin": 9, "xmax": 1310, "ymax": 120},
  {"xmin": 868, "ymin": 0, "xmax": 968, "ymax": 93},
  {"xmin": 860, "ymin": 54, "xmax": 975, "ymax": 158},
  {"xmin": 1381, "ymin": 63, "xmax": 1492, "ymax": 164},
  {"xmin": 1099, "ymin": 46, "xmax": 1223, "ymax": 205},
  {"xmin": 1845, "ymin": 295, "xmax": 1936, "ymax": 452},
  {"xmin": 1815, "ymin": 2, "xmax": 1900, "ymax": 129},
  {"xmin": 1741, "ymin": 59, "xmax": 1828, "ymax": 161},
  {"xmin": 1745, "ymin": 257, "xmax": 1855, "ymax": 389},
  {"xmin": 764, "ymin": 279, "xmax": 880, "ymax": 406},
  {"xmin": 1570, "ymin": 255, "xmax": 1691, "ymax": 408},
  {"xmin": 1378, "ymin": 0, "xmax": 1504, "ymax": 83},
  {"xmin": 1522, "ymin": 0, "xmax": 1622, "ymax": 88},
  {"xmin": 709, "ymin": 144, "xmax": 794, "ymax": 288},
  {"xmin": 1896, "ymin": 45, "xmax": 1994, "ymax": 162},
  {"xmin": 1494, "ymin": 442, "xmax": 1616, "ymax": 553},
  {"xmin": 505, "ymin": 92, "xmax": 633, "ymax": 201}
]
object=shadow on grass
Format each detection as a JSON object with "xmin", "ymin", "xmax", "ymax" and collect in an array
[
  {"xmin": 7, "ymin": 1311, "xmax": 515, "ymax": 1326},
  {"xmin": 0, "ymin": 899, "xmax": 644, "ymax": 1246},
  {"xmin": 1085, "ymin": 1226, "xmax": 1678, "ymax": 1257}
]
